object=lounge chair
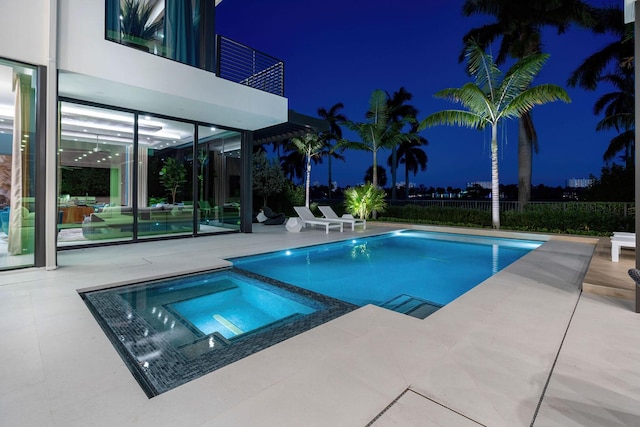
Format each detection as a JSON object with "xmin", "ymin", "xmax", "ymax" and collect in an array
[
  {"xmin": 293, "ymin": 206, "xmax": 343, "ymax": 233},
  {"xmin": 611, "ymin": 232, "xmax": 635, "ymax": 262},
  {"xmin": 318, "ymin": 206, "xmax": 366, "ymax": 231},
  {"xmin": 257, "ymin": 206, "xmax": 286, "ymax": 225}
]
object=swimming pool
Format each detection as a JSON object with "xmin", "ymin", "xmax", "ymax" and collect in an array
[
  {"xmin": 82, "ymin": 230, "xmax": 542, "ymax": 396},
  {"xmin": 232, "ymin": 230, "xmax": 542, "ymax": 316},
  {"xmin": 81, "ymin": 269, "xmax": 355, "ymax": 397}
]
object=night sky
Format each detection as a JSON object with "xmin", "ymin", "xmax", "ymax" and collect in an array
[{"xmin": 217, "ymin": 0, "xmax": 621, "ymax": 189}]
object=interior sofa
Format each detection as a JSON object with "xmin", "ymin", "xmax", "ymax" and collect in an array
[{"xmin": 82, "ymin": 205, "xmax": 196, "ymax": 240}]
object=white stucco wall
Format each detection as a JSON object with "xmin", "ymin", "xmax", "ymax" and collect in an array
[
  {"xmin": 0, "ymin": 0, "xmax": 50, "ymax": 65},
  {"xmin": 57, "ymin": 0, "xmax": 287, "ymax": 130}
]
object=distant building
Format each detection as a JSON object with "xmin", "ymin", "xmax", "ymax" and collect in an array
[
  {"xmin": 566, "ymin": 178, "xmax": 593, "ymax": 188},
  {"xmin": 466, "ymin": 181, "xmax": 492, "ymax": 189}
]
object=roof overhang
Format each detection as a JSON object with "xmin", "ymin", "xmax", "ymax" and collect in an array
[{"xmin": 253, "ymin": 110, "xmax": 329, "ymax": 145}]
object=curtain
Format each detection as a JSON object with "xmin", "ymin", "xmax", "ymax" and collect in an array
[
  {"xmin": 137, "ymin": 146, "xmax": 148, "ymax": 207},
  {"xmin": 164, "ymin": 0, "xmax": 196, "ymax": 65},
  {"xmin": 8, "ymin": 73, "xmax": 32, "ymax": 255},
  {"xmin": 106, "ymin": 0, "xmax": 121, "ymax": 42}
]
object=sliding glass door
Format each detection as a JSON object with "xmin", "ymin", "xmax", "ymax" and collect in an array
[
  {"xmin": 197, "ymin": 126, "xmax": 241, "ymax": 233},
  {"xmin": 138, "ymin": 116, "xmax": 195, "ymax": 239},
  {"xmin": 0, "ymin": 59, "xmax": 39, "ymax": 269},
  {"xmin": 58, "ymin": 102, "xmax": 135, "ymax": 245},
  {"xmin": 57, "ymin": 101, "xmax": 240, "ymax": 248}
]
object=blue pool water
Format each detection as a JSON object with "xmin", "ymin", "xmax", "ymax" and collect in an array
[
  {"xmin": 169, "ymin": 278, "xmax": 316, "ymax": 339},
  {"xmin": 82, "ymin": 270, "xmax": 354, "ymax": 396},
  {"xmin": 232, "ymin": 230, "xmax": 542, "ymax": 309}
]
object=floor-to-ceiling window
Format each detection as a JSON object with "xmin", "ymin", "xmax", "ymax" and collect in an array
[
  {"xmin": 58, "ymin": 102, "xmax": 135, "ymax": 245},
  {"xmin": 57, "ymin": 101, "xmax": 240, "ymax": 247},
  {"xmin": 139, "ymin": 115, "xmax": 195, "ymax": 239},
  {"xmin": 197, "ymin": 125, "xmax": 241, "ymax": 233},
  {"xmin": 0, "ymin": 59, "xmax": 39, "ymax": 269}
]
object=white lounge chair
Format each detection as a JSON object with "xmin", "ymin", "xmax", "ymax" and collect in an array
[
  {"xmin": 293, "ymin": 206, "xmax": 343, "ymax": 233},
  {"xmin": 318, "ymin": 206, "xmax": 366, "ymax": 231},
  {"xmin": 611, "ymin": 232, "xmax": 635, "ymax": 262}
]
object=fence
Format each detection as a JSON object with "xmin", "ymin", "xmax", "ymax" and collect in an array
[
  {"xmin": 216, "ymin": 36, "xmax": 285, "ymax": 96},
  {"xmin": 390, "ymin": 200, "xmax": 635, "ymax": 216}
]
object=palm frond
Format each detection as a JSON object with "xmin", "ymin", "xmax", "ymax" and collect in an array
[
  {"xmin": 464, "ymin": 40, "xmax": 500, "ymax": 96},
  {"xmin": 499, "ymin": 53, "xmax": 550, "ymax": 104},
  {"xmin": 420, "ymin": 110, "xmax": 487, "ymax": 131},
  {"xmin": 503, "ymin": 84, "xmax": 570, "ymax": 118}
]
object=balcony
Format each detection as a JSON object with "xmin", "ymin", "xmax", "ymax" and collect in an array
[{"xmin": 105, "ymin": 0, "xmax": 284, "ymax": 97}]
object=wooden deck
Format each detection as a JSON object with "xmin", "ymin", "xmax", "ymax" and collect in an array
[{"xmin": 583, "ymin": 236, "xmax": 636, "ymax": 300}]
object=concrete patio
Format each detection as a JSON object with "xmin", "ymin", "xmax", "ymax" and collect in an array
[{"xmin": 1, "ymin": 224, "xmax": 638, "ymax": 426}]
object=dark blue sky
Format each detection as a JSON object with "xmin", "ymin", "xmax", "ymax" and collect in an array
[{"xmin": 218, "ymin": 0, "xmax": 620, "ymax": 189}]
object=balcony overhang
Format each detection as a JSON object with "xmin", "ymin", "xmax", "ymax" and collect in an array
[
  {"xmin": 253, "ymin": 110, "xmax": 329, "ymax": 145},
  {"xmin": 58, "ymin": 69, "xmax": 287, "ymax": 131}
]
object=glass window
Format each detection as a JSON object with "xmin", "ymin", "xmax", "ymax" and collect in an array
[
  {"xmin": 0, "ymin": 59, "xmax": 38, "ymax": 269},
  {"xmin": 197, "ymin": 126, "xmax": 241, "ymax": 233},
  {"xmin": 58, "ymin": 102, "xmax": 135, "ymax": 245},
  {"xmin": 139, "ymin": 116, "xmax": 194, "ymax": 239}
]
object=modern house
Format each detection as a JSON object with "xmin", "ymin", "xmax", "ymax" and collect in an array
[{"xmin": 0, "ymin": 0, "xmax": 320, "ymax": 271}]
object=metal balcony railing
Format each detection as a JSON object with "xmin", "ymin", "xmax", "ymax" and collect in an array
[{"xmin": 216, "ymin": 36, "xmax": 285, "ymax": 97}]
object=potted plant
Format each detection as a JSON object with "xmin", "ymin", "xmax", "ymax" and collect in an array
[
  {"xmin": 159, "ymin": 158, "xmax": 187, "ymax": 204},
  {"xmin": 120, "ymin": 0, "xmax": 163, "ymax": 52}
]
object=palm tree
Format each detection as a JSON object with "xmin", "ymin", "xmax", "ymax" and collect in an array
[
  {"xmin": 385, "ymin": 87, "xmax": 419, "ymax": 200},
  {"xmin": 568, "ymin": 6, "xmax": 632, "ymax": 90},
  {"xmin": 342, "ymin": 89, "xmax": 416, "ymax": 188},
  {"xmin": 593, "ymin": 68, "xmax": 635, "ymax": 168},
  {"xmin": 462, "ymin": 0, "xmax": 597, "ymax": 208},
  {"xmin": 121, "ymin": 0, "xmax": 164, "ymax": 49},
  {"xmin": 389, "ymin": 123, "xmax": 428, "ymax": 199},
  {"xmin": 317, "ymin": 103, "xmax": 347, "ymax": 194},
  {"xmin": 420, "ymin": 41, "xmax": 570, "ymax": 229},
  {"xmin": 290, "ymin": 133, "xmax": 325, "ymax": 208}
]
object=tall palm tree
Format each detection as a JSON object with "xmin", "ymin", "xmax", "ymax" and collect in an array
[
  {"xmin": 385, "ymin": 87, "xmax": 419, "ymax": 200},
  {"xmin": 568, "ymin": 6, "xmax": 632, "ymax": 90},
  {"xmin": 420, "ymin": 41, "xmax": 570, "ymax": 229},
  {"xmin": 388, "ymin": 123, "xmax": 428, "ymax": 199},
  {"xmin": 317, "ymin": 103, "xmax": 347, "ymax": 194},
  {"xmin": 594, "ymin": 68, "xmax": 635, "ymax": 168},
  {"xmin": 342, "ymin": 89, "xmax": 416, "ymax": 188},
  {"xmin": 290, "ymin": 133, "xmax": 325, "ymax": 208},
  {"xmin": 462, "ymin": 0, "xmax": 597, "ymax": 208}
]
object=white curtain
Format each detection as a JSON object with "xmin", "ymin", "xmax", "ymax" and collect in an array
[
  {"xmin": 8, "ymin": 73, "xmax": 31, "ymax": 255},
  {"xmin": 137, "ymin": 146, "xmax": 148, "ymax": 207}
]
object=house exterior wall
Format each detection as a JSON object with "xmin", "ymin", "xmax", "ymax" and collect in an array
[
  {"xmin": 57, "ymin": 0, "xmax": 287, "ymax": 130},
  {"xmin": 0, "ymin": 0, "xmax": 50, "ymax": 65}
]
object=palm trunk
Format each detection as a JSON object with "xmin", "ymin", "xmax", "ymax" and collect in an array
[
  {"xmin": 372, "ymin": 148, "xmax": 378, "ymax": 219},
  {"xmin": 491, "ymin": 124, "xmax": 500, "ymax": 229},
  {"xmin": 405, "ymin": 162, "xmax": 410, "ymax": 199},
  {"xmin": 327, "ymin": 155, "xmax": 332, "ymax": 197},
  {"xmin": 372, "ymin": 149, "xmax": 378, "ymax": 187},
  {"xmin": 391, "ymin": 146, "xmax": 397, "ymax": 200},
  {"xmin": 517, "ymin": 117, "xmax": 532, "ymax": 212},
  {"xmin": 305, "ymin": 150, "xmax": 311, "ymax": 208}
]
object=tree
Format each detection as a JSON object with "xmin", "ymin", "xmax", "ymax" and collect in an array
[
  {"xmin": 290, "ymin": 133, "xmax": 324, "ymax": 208},
  {"xmin": 342, "ymin": 89, "xmax": 416, "ymax": 189},
  {"xmin": 593, "ymin": 68, "xmax": 634, "ymax": 168},
  {"xmin": 159, "ymin": 157, "xmax": 187, "ymax": 204},
  {"xmin": 317, "ymin": 103, "xmax": 347, "ymax": 194},
  {"xmin": 364, "ymin": 165, "xmax": 387, "ymax": 188},
  {"xmin": 253, "ymin": 151, "xmax": 287, "ymax": 207},
  {"xmin": 388, "ymin": 123, "xmax": 428, "ymax": 199},
  {"xmin": 121, "ymin": 0, "xmax": 163, "ymax": 48},
  {"xmin": 385, "ymin": 87, "xmax": 419, "ymax": 200},
  {"xmin": 462, "ymin": 0, "xmax": 597, "ymax": 208},
  {"xmin": 420, "ymin": 41, "xmax": 570, "ymax": 229},
  {"xmin": 568, "ymin": 6, "xmax": 632, "ymax": 90}
]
